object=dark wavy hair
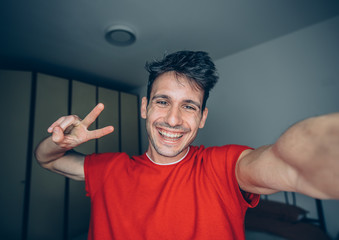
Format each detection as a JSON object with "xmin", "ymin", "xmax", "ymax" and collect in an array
[{"xmin": 145, "ymin": 51, "xmax": 218, "ymax": 111}]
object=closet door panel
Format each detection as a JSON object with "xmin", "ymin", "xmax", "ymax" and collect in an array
[
  {"xmin": 0, "ymin": 70, "xmax": 31, "ymax": 239},
  {"xmin": 120, "ymin": 92, "xmax": 140, "ymax": 156},
  {"xmin": 98, "ymin": 87, "xmax": 120, "ymax": 153},
  {"xmin": 28, "ymin": 73, "xmax": 69, "ymax": 240},
  {"xmin": 68, "ymin": 80, "xmax": 95, "ymax": 238},
  {"xmin": 72, "ymin": 80, "xmax": 97, "ymax": 151}
]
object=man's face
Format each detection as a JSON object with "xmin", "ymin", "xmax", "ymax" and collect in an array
[{"xmin": 141, "ymin": 72, "xmax": 208, "ymax": 164}]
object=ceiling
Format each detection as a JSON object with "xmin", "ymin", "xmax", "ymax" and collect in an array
[{"xmin": 1, "ymin": 0, "xmax": 339, "ymax": 91}]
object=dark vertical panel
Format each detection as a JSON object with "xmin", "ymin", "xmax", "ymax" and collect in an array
[
  {"xmin": 97, "ymin": 87, "xmax": 120, "ymax": 153},
  {"xmin": 68, "ymin": 80, "xmax": 95, "ymax": 239},
  {"xmin": 0, "ymin": 70, "xmax": 33, "ymax": 240},
  {"xmin": 22, "ymin": 72, "xmax": 36, "ymax": 240},
  {"xmin": 28, "ymin": 73, "xmax": 68, "ymax": 240},
  {"xmin": 120, "ymin": 92, "xmax": 139, "ymax": 156},
  {"xmin": 63, "ymin": 79, "xmax": 73, "ymax": 240}
]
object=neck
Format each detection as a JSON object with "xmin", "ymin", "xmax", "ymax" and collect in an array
[{"xmin": 146, "ymin": 147, "xmax": 190, "ymax": 165}]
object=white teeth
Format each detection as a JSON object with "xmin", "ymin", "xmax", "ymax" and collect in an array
[{"xmin": 159, "ymin": 130, "xmax": 183, "ymax": 138}]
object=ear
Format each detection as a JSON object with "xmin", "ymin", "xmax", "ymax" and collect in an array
[
  {"xmin": 141, "ymin": 97, "xmax": 148, "ymax": 119},
  {"xmin": 199, "ymin": 107, "xmax": 208, "ymax": 128}
]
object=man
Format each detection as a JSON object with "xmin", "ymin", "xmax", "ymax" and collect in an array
[{"xmin": 35, "ymin": 51, "xmax": 339, "ymax": 239}]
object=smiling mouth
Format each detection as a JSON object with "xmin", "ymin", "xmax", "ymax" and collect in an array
[{"xmin": 158, "ymin": 129, "xmax": 183, "ymax": 140}]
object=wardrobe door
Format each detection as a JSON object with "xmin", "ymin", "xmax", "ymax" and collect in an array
[
  {"xmin": 29, "ymin": 73, "xmax": 69, "ymax": 240},
  {"xmin": 98, "ymin": 87, "xmax": 120, "ymax": 153},
  {"xmin": 120, "ymin": 92, "xmax": 140, "ymax": 156},
  {"xmin": 67, "ymin": 80, "xmax": 96, "ymax": 239},
  {"xmin": 0, "ymin": 70, "xmax": 31, "ymax": 240}
]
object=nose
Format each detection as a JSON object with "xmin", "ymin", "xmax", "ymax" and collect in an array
[{"xmin": 165, "ymin": 106, "xmax": 183, "ymax": 127}]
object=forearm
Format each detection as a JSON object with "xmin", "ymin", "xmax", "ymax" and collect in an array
[
  {"xmin": 272, "ymin": 113, "xmax": 339, "ymax": 199},
  {"xmin": 34, "ymin": 136, "xmax": 85, "ymax": 180},
  {"xmin": 33, "ymin": 104, "xmax": 111, "ymax": 180},
  {"xmin": 34, "ymin": 136, "xmax": 69, "ymax": 167}
]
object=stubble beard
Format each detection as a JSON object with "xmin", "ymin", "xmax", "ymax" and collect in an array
[{"xmin": 146, "ymin": 120, "xmax": 189, "ymax": 159}]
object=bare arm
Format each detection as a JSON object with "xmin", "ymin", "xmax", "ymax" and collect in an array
[
  {"xmin": 35, "ymin": 103, "xmax": 114, "ymax": 181},
  {"xmin": 236, "ymin": 113, "xmax": 339, "ymax": 199}
]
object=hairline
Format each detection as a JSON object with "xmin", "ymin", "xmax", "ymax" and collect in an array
[{"xmin": 147, "ymin": 71, "xmax": 206, "ymax": 111}]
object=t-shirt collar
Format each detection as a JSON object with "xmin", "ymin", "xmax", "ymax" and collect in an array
[{"xmin": 146, "ymin": 147, "xmax": 190, "ymax": 166}]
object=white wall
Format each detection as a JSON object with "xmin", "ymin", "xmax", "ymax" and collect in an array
[
  {"xmin": 137, "ymin": 15, "xmax": 339, "ymax": 238},
  {"xmin": 194, "ymin": 15, "xmax": 339, "ymax": 238}
]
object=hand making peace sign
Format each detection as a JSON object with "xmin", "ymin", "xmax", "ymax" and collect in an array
[{"xmin": 47, "ymin": 103, "xmax": 114, "ymax": 150}]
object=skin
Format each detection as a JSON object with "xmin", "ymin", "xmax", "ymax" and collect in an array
[
  {"xmin": 35, "ymin": 72, "xmax": 339, "ymax": 199},
  {"xmin": 34, "ymin": 103, "xmax": 113, "ymax": 180},
  {"xmin": 140, "ymin": 71, "xmax": 208, "ymax": 164},
  {"xmin": 237, "ymin": 113, "xmax": 339, "ymax": 199}
]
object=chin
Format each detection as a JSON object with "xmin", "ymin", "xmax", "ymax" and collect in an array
[
  {"xmin": 153, "ymin": 143, "xmax": 187, "ymax": 158},
  {"xmin": 157, "ymin": 148, "xmax": 182, "ymax": 158}
]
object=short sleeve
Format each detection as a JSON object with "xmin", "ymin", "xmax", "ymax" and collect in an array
[
  {"xmin": 204, "ymin": 144, "xmax": 260, "ymax": 210},
  {"xmin": 226, "ymin": 145, "xmax": 260, "ymax": 208}
]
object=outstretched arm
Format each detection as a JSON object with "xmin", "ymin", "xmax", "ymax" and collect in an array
[
  {"xmin": 236, "ymin": 113, "xmax": 339, "ymax": 199},
  {"xmin": 35, "ymin": 103, "xmax": 114, "ymax": 181}
]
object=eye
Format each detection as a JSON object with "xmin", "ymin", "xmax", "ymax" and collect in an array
[
  {"xmin": 156, "ymin": 100, "xmax": 168, "ymax": 106},
  {"xmin": 183, "ymin": 105, "xmax": 197, "ymax": 111}
]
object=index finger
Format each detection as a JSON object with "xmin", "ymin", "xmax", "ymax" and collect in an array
[{"xmin": 81, "ymin": 103, "xmax": 105, "ymax": 127}]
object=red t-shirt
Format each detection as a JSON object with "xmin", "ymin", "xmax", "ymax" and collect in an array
[{"xmin": 84, "ymin": 145, "xmax": 259, "ymax": 240}]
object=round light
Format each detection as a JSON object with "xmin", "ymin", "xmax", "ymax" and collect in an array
[{"xmin": 105, "ymin": 25, "xmax": 136, "ymax": 46}]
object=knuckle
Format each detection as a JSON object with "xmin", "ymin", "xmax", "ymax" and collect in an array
[{"xmin": 73, "ymin": 115, "xmax": 82, "ymax": 122}]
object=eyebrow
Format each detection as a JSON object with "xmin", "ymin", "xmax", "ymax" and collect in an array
[
  {"xmin": 152, "ymin": 94, "xmax": 201, "ymax": 109},
  {"xmin": 152, "ymin": 94, "xmax": 169, "ymax": 101}
]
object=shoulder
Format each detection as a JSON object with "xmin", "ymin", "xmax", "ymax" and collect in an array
[
  {"xmin": 192, "ymin": 144, "xmax": 252, "ymax": 158},
  {"xmin": 190, "ymin": 144, "xmax": 252, "ymax": 172}
]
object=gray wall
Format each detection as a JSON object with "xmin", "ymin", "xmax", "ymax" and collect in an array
[
  {"xmin": 197, "ymin": 15, "xmax": 339, "ymax": 239},
  {"xmin": 138, "ymin": 16, "xmax": 339, "ymax": 238}
]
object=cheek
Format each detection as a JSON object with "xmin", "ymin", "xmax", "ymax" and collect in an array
[
  {"xmin": 186, "ymin": 114, "xmax": 202, "ymax": 130},
  {"xmin": 146, "ymin": 108, "xmax": 163, "ymax": 123}
]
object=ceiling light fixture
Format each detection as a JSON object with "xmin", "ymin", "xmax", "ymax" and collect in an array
[{"xmin": 105, "ymin": 25, "xmax": 136, "ymax": 47}]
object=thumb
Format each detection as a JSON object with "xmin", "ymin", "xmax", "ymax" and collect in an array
[{"xmin": 52, "ymin": 127, "xmax": 64, "ymax": 143}]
